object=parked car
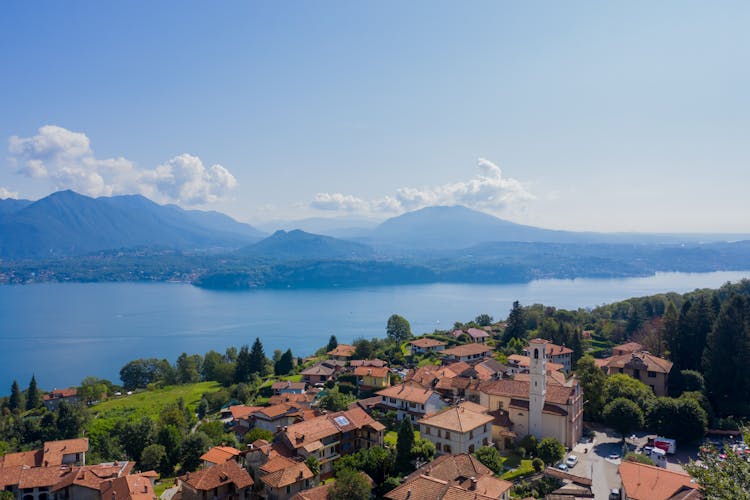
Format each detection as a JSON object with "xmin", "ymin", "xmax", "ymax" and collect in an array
[
  {"xmin": 565, "ymin": 455, "xmax": 578, "ymax": 468},
  {"xmin": 556, "ymin": 462, "xmax": 569, "ymax": 471},
  {"xmin": 608, "ymin": 453, "xmax": 620, "ymax": 460},
  {"xmin": 609, "ymin": 488, "xmax": 622, "ymax": 500}
]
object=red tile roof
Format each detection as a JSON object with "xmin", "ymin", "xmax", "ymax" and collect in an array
[
  {"xmin": 466, "ymin": 328, "xmax": 490, "ymax": 339},
  {"xmin": 410, "ymin": 338, "xmax": 448, "ymax": 348},
  {"xmin": 619, "ymin": 461, "xmax": 698, "ymax": 500},
  {"xmin": 599, "ymin": 351, "xmax": 673, "ymax": 374},
  {"xmin": 353, "ymin": 366, "xmax": 390, "ymax": 378},
  {"xmin": 99, "ymin": 473, "xmax": 157, "ymax": 500},
  {"xmin": 327, "ymin": 344, "xmax": 356, "ymax": 357},
  {"xmin": 475, "ymin": 378, "xmax": 577, "ymax": 406},
  {"xmin": 260, "ymin": 456, "xmax": 314, "ymax": 488},
  {"xmin": 43, "ymin": 438, "xmax": 89, "ymax": 467},
  {"xmin": 43, "ymin": 387, "xmax": 77, "ymax": 401},
  {"xmin": 200, "ymin": 446, "xmax": 241, "ymax": 465},
  {"xmin": 377, "ymin": 383, "xmax": 438, "ymax": 404},
  {"xmin": 441, "ymin": 344, "xmax": 491, "ymax": 357},
  {"xmin": 180, "ymin": 460, "xmax": 253, "ymax": 491},
  {"xmin": 271, "ymin": 381, "xmax": 307, "ymax": 391}
]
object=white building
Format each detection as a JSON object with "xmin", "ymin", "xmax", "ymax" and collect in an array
[
  {"xmin": 376, "ymin": 383, "xmax": 448, "ymax": 423},
  {"xmin": 419, "ymin": 402, "xmax": 494, "ymax": 455}
]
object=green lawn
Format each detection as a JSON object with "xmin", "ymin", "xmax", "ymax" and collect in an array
[
  {"xmin": 384, "ymin": 429, "xmax": 420, "ymax": 447},
  {"xmin": 90, "ymin": 381, "xmax": 221, "ymax": 419},
  {"xmin": 280, "ymin": 374, "xmax": 303, "ymax": 382},
  {"xmin": 498, "ymin": 454, "xmax": 535, "ymax": 481},
  {"xmin": 153, "ymin": 477, "xmax": 176, "ymax": 497}
]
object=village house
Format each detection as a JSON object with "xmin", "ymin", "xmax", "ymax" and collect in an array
[
  {"xmin": 200, "ymin": 446, "xmax": 242, "ymax": 468},
  {"xmin": 271, "ymin": 381, "xmax": 306, "ymax": 395},
  {"xmin": 51, "ymin": 461, "xmax": 137, "ymax": 499},
  {"xmin": 354, "ymin": 365, "xmax": 390, "ymax": 392},
  {"xmin": 42, "ymin": 388, "xmax": 79, "ymax": 411},
  {"xmin": 613, "ymin": 341, "xmax": 644, "ymax": 356},
  {"xmin": 386, "ymin": 453, "xmax": 512, "ymax": 500},
  {"xmin": 506, "ymin": 354, "xmax": 565, "ymax": 376},
  {"xmin": 99, "ymin": 472, "xmax": 158, "ymax": 500},
  {"xmin": 405, "ymin": 364, "xmax": 470, "ymax": 389},
  {"xmin": 178, "ymin": 460, "xmax": 254, "ymax": 500},
  {"xmin": 440, "ymin": 344, "xmax": 491, "ymax": 363},
  {"xmin": 523, "ymin": 340, "xmax": 574, "ymax": 373},
  {"xmin": 326, "ymin": 344, "xmax": 356, "ymax": 362},
  {"xmin": 618, "ymin": 461, "xmax": 701, "ymax": 500},
  {"xmin": 376, "ymin": 383, "xmax": 448, "ymax": 423},
  {"xmin": 299, "ymin": 362, "xmax": 339, "ymax": 385},
  {"xmin": 252, "ymin": 404, "xmax": 309, "ymax": 433},
  {"xmin": 349, "ymin": 359, "xmax": 387, "ymax": 368},
  {"xmin": 419, "ymin": 402, "xmax": 494, "ymax": 455},
  {"xmin": 596, "ymin": 350, "xmax": 673, "ymax": 396},
  {"xmin": 279, "ymin": 407, "xmax": 384, "ymax": 478},
  {"xmin": 468, "ymin": 339, "xmax": 584, "ymax": 449},
  {"xmin": 268, "ymin": 392, "xmax": 317, "ymax": 408},
  {"xmin": 409, "ymin": 338, "xmax": 447, "ymax": 355},
  {"xmin": 257, "ymin": 455, "xmax": 315, "ymax": 500}
]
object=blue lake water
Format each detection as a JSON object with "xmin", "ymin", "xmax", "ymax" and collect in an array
[{"xmin": 1, "ymin": 270, "xmax": 748, "ymax": 391}]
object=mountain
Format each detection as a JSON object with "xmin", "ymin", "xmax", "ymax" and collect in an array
[
  {"xmin": 0, "ymin": 198, "xmax": 32, "ymax": 216},
  {"xmin": 238, "ymin": 229, "xmax": 375, "ymax": 260},
  {"xmin": 367, "ymin": 205, "xmax": 750, "ymax": 249},
  {"xmin": 255, "ymin": 215, "xmax": 382, "ymax": 239},
  {"xmin": 0, "ymin": 190, "xmax": 265, "ymax": 259}
]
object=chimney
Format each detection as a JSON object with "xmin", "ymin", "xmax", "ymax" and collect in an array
[{"xmin": 470, "ymin": 477, "xmax": 478, "ymax": 490}]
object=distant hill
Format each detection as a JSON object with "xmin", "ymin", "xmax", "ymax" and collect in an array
[
  {"xmin": 0, "ymin": 198, "xmax": 32, "ymax": 216},
  {"xmin": 0, "ymin": 190, "xmax": 265, "ymax": 259},
  {"xmin": 255, "ymin": 215, "xmax": 381, "ymax": 239},
  {"xmin": 238, "ymin": 229, "xmax": 375, "ymax": 260},
  {"xmin": 367, "ymin": 205, "xmax": 750, "ymax": 249}
]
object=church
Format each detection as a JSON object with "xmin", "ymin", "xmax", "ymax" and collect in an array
[{"xmin": 467, "ymin": 338, "xmax": 584, "ymax": 448}]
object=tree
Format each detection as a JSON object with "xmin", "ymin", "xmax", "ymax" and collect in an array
[
  {"xmin": 305, "ymin": 455, "xmax": 320, "ymax": 476},
  {"xmin": 532, "ymin": 457, "xmax": 544, "ymax": 472},
  {"xmin": 176, "ymin": 353, "xmax": 201, "ymax": 384},
  {"xmin": 328, "ymin": 468, "xmax": 371, "ymax": 500},
  {"xmin": 140, "ymin": 443, "xmax": 166, "ymax": 472},
  {"xmin": 503, "ymin": 301, "xmax": 527, "ymax": 343},
  {"xmin": 201, "ymin": 350, "xmax": 224, "ymax": 381},
  {"xmin": 26, "ymin": 375, "xmax": 41, "ymax": 410},
  {"xmin": 157, "ymin": 425, "xmax": 182, "ymax": 473},
  {"xmin": 180, "ymin": 431, "xmax": 212, "ymax": 472},
  {"xmin": 603, "ymin": 374, "xmax": 655, "ymax": 413},
  {"xmin": 475, "ymin": 314, "xmax": 493, "ymax": 327},
  {"xmin": 78, "ymin": 376, "xmax": 109, "ymax": 405},
  {"xmin": 569, "ymin": 330, "xmax": 584, "ymax": 366},
  {"xmin": 474, "ymin": 446, "xmax": 503, "ymax": 474},
  {"xmin": 703, "ymin": 294, "xmax": 750, "ymax": 416},
  {"xmin": 537, "ymin": 437, "xmax": 565, "ymax": 465},
  {"xmin": 243, "ymin": 427, "xmax": 274, "ymax": 444},
  {"xmin": 411, "ymin": 438, "xmax": 435, "ymax": 463},
  {"xmin": 676, "ymin": 296, "xmax": 714, "ymax": 371},
  {"xmin": 674, "ymin": 397, "xmax": 708, "ymax": 443},
  {"xmin": 56, "ymin": 400, "xmax": 87, "ymax": 439},
  {"xmin": 685, "ymin": 440, "xmax": 750, "ymax": 498},
  {"xmin": 9, "ymin": 380, "xmax": 24, "ymax": 412},
  {"xmin": 603, "ymin": 398, "xmax": 644, "ymax": 440},
  {"xmin": 662, "ymin": 301, "xmax": 680, "ymax": 360},
  {"xmin": 624, "ymin": 452, "xmax": 655, "ymax": 466},
  {"xmin": 386, "ymin": 314, "xmax": 412, "ymax": 343},
  {"xmin": 576, "ymin": 355, "xmax": 606, "ymax": 420},
  {"xmin": 396, "ymin": 417, "xmax": 415, "ymax": 472},
  {"xmin": 120, "ymin": 416, "xmax": 156, "ymax": 462},
  {"xmin": 274, "ymin": 348, "xmax": 294, "ymax": 376},
  {"xmin": 327, "ymin": 335, "xmax": 339, "ymax": 352},
  {"xmin": 235, "ymin": 344, "xmax": 252, "ymax": 383},
  {"xmin": 646, "ymin": 397, "xmax": 680, "ymax": 438},
  {"xmin": 319, "ymin": 385, "xmax": 353, "ymax": 410},
  {"xmin": 249, "ymin": 337, "xmax": 270, "ymax": 377}
]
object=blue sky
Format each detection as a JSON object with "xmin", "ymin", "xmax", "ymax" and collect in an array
[{"xmin": 1, "ymin": 1, "xmax": 748, "ymax": 232}]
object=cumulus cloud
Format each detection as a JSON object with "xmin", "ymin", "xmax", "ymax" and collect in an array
[
  {"xmin": 8, "ymin": 125, "xmax": 237, "ymax": 205},
  {"xmin": 311, "ymin": 158, "xmax": 534, "ymax": 215},
  {"xmin": 0, "ymin": 187, "xmax": 19, "ymax": 199}
]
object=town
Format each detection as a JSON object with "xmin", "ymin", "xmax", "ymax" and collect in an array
[{"xmin": 2, "ymin": 280, "xmax": 749, "ymax": 500}]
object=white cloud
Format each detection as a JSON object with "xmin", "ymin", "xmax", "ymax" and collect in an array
[
  {"xmin": 0, "ymin": 187, "xmax": 19, "ymax": 199},
  {"xmin": 8, "ymin": 125, "xmax": 237, "ymax": 205},
  {"xmin": 311, "ymin": 158, "xmax": 535, "ymax": 215}
]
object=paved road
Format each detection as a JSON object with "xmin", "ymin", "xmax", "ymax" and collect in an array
[{"xmin": 565, "ymin": 431, "xmax": 623, "ymax": 500}]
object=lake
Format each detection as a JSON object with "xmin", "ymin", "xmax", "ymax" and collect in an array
[{"xmin": 1, "ymin": 270, "xmax": 748, "ymax": 391}]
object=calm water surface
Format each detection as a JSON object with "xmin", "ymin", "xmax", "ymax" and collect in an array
[{"xmin": 1, "ymin": 270, "xmax": 748, "ymax": 390}]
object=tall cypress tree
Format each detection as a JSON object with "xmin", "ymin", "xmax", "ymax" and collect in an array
[
  {"xmin": 9, "ymin": 380, "xmax": 24, "ymax": 412},
  {"xmin": 678, "ymin": 296, "xmax": 713, "ymax": 371},
  {"xmin": 663, "ymin": 301, "xmax": 680, "ymax": 361},
  {"xmin": 26, "ymin": 375, "xmax": 41, "ymax": 410},
  {"xmin": 249, "ymin": 337, "xmax": 269, "ymax": 377},
  {"xmin": 326, "ymin": 335, "xmax": 339, "ymax": 352},
  {"xmin": 503, "ymin": 301, "xmax": 527, "ymax": 344},
  {"xmin": 235, "ymin": 345, "xmax": 252, "ymax": 383},
  {"xmin": 396, "ymin": 417, "xmax": 415, "ymax": 472},
  {"xmin": 274, "ymin": 349, "xmax": 294, "ymax": 376}
]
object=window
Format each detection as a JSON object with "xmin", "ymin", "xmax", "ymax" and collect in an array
[
  {"xmin": 435, "ymin": 442, "xmax": 442, "ymax": 451},
  {"xmin": 534, "ymin": 348, "xmax": 539, "ymax": 359},
  {"xmin": 444, "ymin": 444, "xmax": 452, "ymax": 454},
  {"xmin": 619, "ymin": 368, "xmax": 624, "ymax": 374},
  {"xmin": 483, "ymin": 424, "xmax": 487, "ymax": 432},
  {"xmin": 409, "ymin": 402, "xmax": 416, "ymax": 408},
  {"xmin": 633, "ymin": 369, "xmax": 641, "ymax": 379},
  {"xmin": 390, "ymin": 397, "xmax": 396, "ymax": 403},
  {"xmin": 437, "ymin": 429, "xmax": 442, "ymax": 438},
  {"xmin": 648, "ymin": 371, "xmax": 657, "ymax": 378},
  {"xmin": 469, "ymin": 444, "xmax": 475, "ymax": 453},
  {"xmin": 497, "ymin": 402, "xmax": 503, "ymax": 410},
  {"xmin": 469, "ymin": 430, "xmax": 474, "ymax": 439},
  {"xmin": 445, "ymin": 431, "xmax": 451, "ymax": 440},
  {"xmin": 286, "ymin": 485, "xmax": 291, "ymax": 494},
  {"xmin": 424, "ymin": 427, "xmax": 431, "ymax": 435}
]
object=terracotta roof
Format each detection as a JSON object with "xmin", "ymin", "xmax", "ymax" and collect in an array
[
  {"xmin": 354, "ymin": 365, "xmax": 390, "ymax": 378},
  {"xmin": 441, "ymin": 344, "xmax": 491, "ymax": 357},
  {"xmin": 377, "ymin": 383, "xmax": 438, "ymax": 404},
  {"xmin": 327, "ymin": 344, "xmax": 356, "ymax": 357},
  {"xmin": 619, "ymin": 461, "xmax": 698, "ymax": 500},
  {"xmin": 599, "ymin": 351, "xmax": 673, "ymax": 374},
  {"xmin": 268, "ymin": 393, "xmax": 316, "ymax": 406},
  {"xmin": 614, "ymin": 341, "xmax": 644, "ymax": 354},
  {"xmin": 475, "ymin": 378, "xmax": 577, "ymax": 406},
  {"xmin": 0, "ymin": 466, "xmax": 22, "ymax": 489},
  {"xmin": 100, "ymin": 473, "xmax": 156, "ymax": 500},
  {"xmin": 260, "ymin": 456, "xmax": 314, "ymax": 488},
  {"xmin": 385, "ymin": 473, "xmax": 504, "ymax": 500},
  {"xmin": 524, "ymin": 341, "xmax": 573, "ymax": 356},
  {"xmin": 466, "ymin": 328, "xmax": 490, "ymax": 339},
  {"xmin": 43, "ymin": 387, "xmax": 77, "ymax": 401},
  {"xmin": 291, "ymin": 482, "xmax": 333, "ymax": 500},
  {"xmin": 43, "ymin": 438, "xmax": 89, "ymax": 466},
  {"xmin": 300, "ymin": 363, "xmax": 336, "ymax": 376},
  {"xmin": 444, "ymin": 362, "xmax": 472, "ymax": 376},
  {"xmin": 255, "ymin": 403, "xmax": 300, "ymax": 420},
  {"xmin": 52, "ymin": 462, "xmax": 134, "ymax": 492},
  {"xmin": 229, "ymin": 405, "xmax": 264, "ymax": 420},
  {"xmin": 410, "ymin": 338, "xmax": 448, "ymax": 348},
  {"xmin": 200, "ymin": 446, "xmax": 241, "ymax": 464},
  {"xmin": 271, "ymin": 381, "xmax": 306, "ymax": 391},
  {"xmin": 180, "ymin": 459, "xmax": 253, "ymax": 491},
  {"xmin": 487, "ymin": 409, "xmax": 513, "ymax": 427},
  {"xmin": 419, "ymin": 406, "xmax": 493, "ymax": 433},
  {"xmin": 406, "ymin": 453, "xmax": 492, "ymax": 483},
  {"xmin": 283, "ymin": 407, "xmax": 383, "ymax": 450},
  {"xmin": 434, "ymin": 376, "xmax": 474, "ymax": 392},
  {"xmin": 1, "ymin": 449, "xmax": 43, "ymax": 467},
  {"xmin": 509, "ymin": 398, "xmax": 568, "ymax": 416},
  {"xmin": 507, "ymin": 355, "xmax": 565, "ymax": 372},
  {"xmin": 18, "ymin": 466, "xmax": 72, "ymax": 489},
  {"xmin": 350, "ymin": 359, "xmax": 387, "ymax": 368}
]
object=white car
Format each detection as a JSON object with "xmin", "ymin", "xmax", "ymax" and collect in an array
[
  {"xmin": 565, "ymin": 455, "xmax": 578, "ymax": 468},
  {"xmin": 556, "ymin": 462, "xmax": 568, "ymax": 471}
]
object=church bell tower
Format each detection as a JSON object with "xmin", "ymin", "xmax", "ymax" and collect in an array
[{"xmin": 528, "ymin": 338, "xmax": 547, "ymax": 439}]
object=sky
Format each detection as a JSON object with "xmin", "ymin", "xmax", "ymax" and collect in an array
[{"xmin": 0, "ymin": 1, "xmax": 748, "ymax": 233}]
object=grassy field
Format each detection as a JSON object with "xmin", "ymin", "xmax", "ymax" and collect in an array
[
  {"xmin": 90, "ymin": 381, "xmax": 222, "ymax": 419},
  {"xmin": 384, "ymin": 430, "xmax": 420, "ymax": 447},
  {"xmin": 499, "ymin": 454, "xmax": 535, "ymax": 481},
  {"xmin": 153, "ymin": 477, "xmax": 176, "ymax": 497}
]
